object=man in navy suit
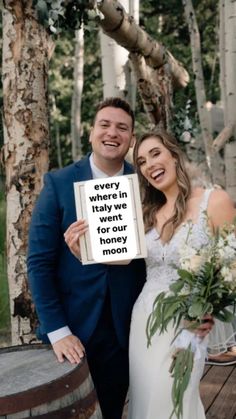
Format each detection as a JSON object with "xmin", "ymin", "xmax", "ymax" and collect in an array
[{"xmin": 27, "ymin": 97, "xmax": 146, "ymax": 419}]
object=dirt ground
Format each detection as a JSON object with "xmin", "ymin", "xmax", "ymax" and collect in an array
[{"xmin": 0, "ymin": 331, "xmax": 11, "ymax": 348}]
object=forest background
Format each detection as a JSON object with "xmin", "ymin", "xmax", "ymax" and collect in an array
[{"xmin": 0, "ymin": 0, "xmax": 228, "ymax": 344}]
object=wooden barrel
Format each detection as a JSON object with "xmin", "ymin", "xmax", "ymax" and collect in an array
[{"xmin": 0, "ymin": 344, "xmax": 102, "ymax": 419}]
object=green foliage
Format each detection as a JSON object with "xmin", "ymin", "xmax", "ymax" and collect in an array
[
  {"xmin": 80, "ymin": 28, "xmax": 103, "ymax": 155},
  {"xmin": 48, "ymin": 25, "xmax": 102, "ymax": 167},
  {"xmin": 33, "ymin": 0, "xmax": 90, "ymax": 33},
  {"xmin": 194, "ymin": 0, "xmax": 220, "ymax": 102},
  {"xmin": 169, "ymin": 345, "xmax": 194, "ymax": 419},
  {"xmin": 48, "ymin": 29, "xmax": 75, "ymax": 167},
  {"xmin": 146, "ymin": 292, "xmax": 186, "ymax": 346},
  {"xmin": 0, "ymin": 182, "xmax": 10, "ymax": 335},
  {"xmin": 140, "ymin": 0, "xmax": 195, "ymax": 114},
  {"xmin": 141, "ymin": 0, "xmax": 220, "ymax": 127},
  {"xmin": 0, "ymin": 13, "xmax": 3, "ymax": 154},
  {"xmin": 170, "ymin": 99, "xmax": 200, "ymax": 144},
  {"xmin": 0, "ymin": 184, "xmax": 5, "ymax": 254}
]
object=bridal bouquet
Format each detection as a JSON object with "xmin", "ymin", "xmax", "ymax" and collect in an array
[{"xmin": 146, "ymin": 221, "xmax": 236, "ymax": 419}]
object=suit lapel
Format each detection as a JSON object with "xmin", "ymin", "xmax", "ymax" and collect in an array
[
  {"xmin": 74, "ymin": 154, "xmax": 93, "ymax": 181},
  {"xmin": 123, "ymin": 160, "xmax": 134, "ymax": 175}
]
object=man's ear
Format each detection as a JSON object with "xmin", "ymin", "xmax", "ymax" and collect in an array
[
  {"xmin": 89, "ymin": 127, "xmax": 93, "ymax": 143},
  {"xmin": 130, "ymin": 133, "xmax": 136, "ymax": 148}
]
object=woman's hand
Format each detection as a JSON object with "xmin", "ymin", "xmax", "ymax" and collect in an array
[
  {"xmin": 184, "ymin": 314, "xmax": 214, "ymax": 338},
  {"xmin": 64, "ymin": 219, "xmax": 88, "ymax": 260},
  {"xmin": 196, "ymin": 314, "xmax": 214, "ymax": 338}
]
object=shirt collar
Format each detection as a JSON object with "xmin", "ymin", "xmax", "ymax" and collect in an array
[{"xmin": 89, "ymin": 153, "xmax": 124, "ymax": 179}]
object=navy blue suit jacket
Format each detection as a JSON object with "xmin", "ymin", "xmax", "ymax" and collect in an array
[{"xmin": 27, "ymin": 155, "xmax": 146, "ymax": 349}]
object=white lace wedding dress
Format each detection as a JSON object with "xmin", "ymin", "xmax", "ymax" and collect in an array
[{"xmin": 128, "ymin": 190, "xmax": 213, "ymax": 419}]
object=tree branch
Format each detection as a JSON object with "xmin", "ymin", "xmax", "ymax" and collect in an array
[
  {"xmin": 91, "ymin": 0, "xmax": 189, "ymax": 88},
  {"xmin": 212, "ymin": 124, "xmax": 234, "ymax": 153}
]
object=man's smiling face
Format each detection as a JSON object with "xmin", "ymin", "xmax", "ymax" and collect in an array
[{"xmin": 89, "ymin": 106, "xmax": 134, "ymax": 169}]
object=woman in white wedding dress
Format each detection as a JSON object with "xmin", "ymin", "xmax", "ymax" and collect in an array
[{"xmin": 128, "ymin": 130, "xmax": 236, "ymax": 419}]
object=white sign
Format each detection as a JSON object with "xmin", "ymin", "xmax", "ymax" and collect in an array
[{"xmin": 74, "ymin": 174, "xmax": 147, "ymax": 264}]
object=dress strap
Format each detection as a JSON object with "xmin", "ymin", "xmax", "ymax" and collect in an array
[
  {"xmin": 199, "ymin": 188, "xmax": 214, "ymax": 213},
  {"xmin": 197, "ymin": 188, "xmax": 214, "ymax": 229}
]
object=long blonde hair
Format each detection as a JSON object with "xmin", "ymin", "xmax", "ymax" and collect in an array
[{"xmin": 133, "ymin": 130, "xmax": 191, "ymax": 241}]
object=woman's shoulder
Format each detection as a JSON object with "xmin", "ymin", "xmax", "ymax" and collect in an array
[
  {"xmin": 191, "ymin": 186, "xmax": 233, "ymax": 204},
  {"xmin": 207, "ymin": 187, "xmax": 236, "ymax": 229},
  {"xmin": 208, "ymin": 187, "xmax": 234, "ymax": 207}
]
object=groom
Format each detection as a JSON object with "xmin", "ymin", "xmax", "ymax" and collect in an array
[{"xmin": 27, "ymin": 97, "xmax": 146, "ymax": 419}]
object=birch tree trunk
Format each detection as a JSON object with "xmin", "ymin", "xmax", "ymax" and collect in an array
[
  {"xmin": 71, "ymin": 26, "xmax": 84, "ymax": 161},
  {"xmin": 128, "ymin": 0, "xmax": 139, "ymax": 108},
  {"xmin": 212, "ymin": 0, "xmax": 236, "ymax": 199},
  {"xmin": 100, "ymin": 28, "xmax": 130, "ymax": 100},
  {"xmin": 221, "ymin": 0, "xmax": 236, "ymax": 201},
  {"xmin": 100, "ymin": 0, "xmax": 138, "ymax": 107},
  {"xmin": 2, "ymin": 0, "xmax": 50, "ymax": 344},
  {"xmin": 182, "ymin": 0, "xmax": 224, "ymax": 186},
  {"xmin": 219, "ymin": 0, "xmax": 226, "ymax": 111}
]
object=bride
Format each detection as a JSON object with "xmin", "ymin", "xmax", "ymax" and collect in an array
[{"xmin": 127, "ymin": 130, "xmax": 236, "ymax": 419}]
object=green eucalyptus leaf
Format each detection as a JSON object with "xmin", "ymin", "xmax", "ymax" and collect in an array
[
  {"xmin": 215, "ymin": 308, "xmax": 234, "ymax": 323},
  {"xmin": 188, "ymin": 301, "xmax": 203, "ymax": 318},
  {"xmin": 169, "ymin": 280, "xmax": 184, "ymax": 294},
  {"xmin": 170, "ymin": 346, "xmax": 194, "ymax": 419},
  {"xmin": 177, "ymin": 269, "xmax": 193, "ymax": 282},
  {"xmin": 202, "ymin": 302, "xmax": 213, "ymax": 314},
  {"xmin": 163, "ymin": 302, "xmax": 182, "ymax": 324}
]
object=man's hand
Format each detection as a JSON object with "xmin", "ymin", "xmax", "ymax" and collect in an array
[
  {"xmin": 52, "ymin": 335, "xmax": 85, "ymax": 364},
  {"xmin": 64, "ymin": 220, "xmax": 88, "ymax": 260}
]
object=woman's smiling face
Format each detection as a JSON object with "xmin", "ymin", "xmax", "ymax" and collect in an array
[{"xmin": 136, "ymin": 136, "xmax": 178, "ymax": 193}]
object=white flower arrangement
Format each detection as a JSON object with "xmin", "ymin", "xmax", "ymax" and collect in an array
[{"xmin": 146, "ymin": 220, "xmax": 236, "ymax": 419}]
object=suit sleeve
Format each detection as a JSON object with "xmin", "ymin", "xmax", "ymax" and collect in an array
[{"xmin": 27, "ymin": 173, "xmax": 68, "ymax": 334}]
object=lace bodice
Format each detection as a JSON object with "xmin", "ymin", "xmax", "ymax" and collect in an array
[{"xmin": 135, "ymin": 189, "xmax": 213, "ymax": 313}]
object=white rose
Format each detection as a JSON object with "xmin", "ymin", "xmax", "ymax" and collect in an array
[
  {"xmin": 221, "ymin": 266, "xmax": 230, "ymax": 278},
  {"xmin": 189, "ymin": 254, "xmax": 205, "ymax": 273},
  {"xmin": 180, "ymin": 259, "xmax": 191, "ymax": 271},
  {"xmin": 221, "ymin": 266, "xmax": 233, "ymax": 283}
]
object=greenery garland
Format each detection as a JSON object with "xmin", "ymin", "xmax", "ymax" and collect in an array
[{"xmin": 33, "ymin": 0, "xmax": 92, "ymax": 32}]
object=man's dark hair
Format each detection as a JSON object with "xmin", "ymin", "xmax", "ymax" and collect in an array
[{"xmin": 93, "ymin": 97, "xmax": 135, "ymax": 131}]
